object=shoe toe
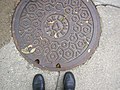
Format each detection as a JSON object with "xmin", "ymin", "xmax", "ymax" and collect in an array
[
  {"xmin": 33, "ymin": 74, "xmax": 45, "ymax": 90},
  {"xmin": 64, "ymin": 72, "xmax": 75, "ymax": 90}
]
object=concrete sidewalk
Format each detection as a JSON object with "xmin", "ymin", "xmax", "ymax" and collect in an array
[{"xmin": 0, "ymin": 0, "xmax": 120, "ymax": 90}]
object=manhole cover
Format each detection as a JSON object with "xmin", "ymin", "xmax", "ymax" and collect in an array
[{"xmin": 12, "ymin": 0, "xmax": 101, "ymax": 71}]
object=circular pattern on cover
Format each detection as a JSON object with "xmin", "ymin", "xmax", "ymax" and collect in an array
[{"xmin": 12, "ymin": 0, "xmax": 101, "ymax": 71}]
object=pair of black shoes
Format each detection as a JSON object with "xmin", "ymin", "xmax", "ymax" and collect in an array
[{"xmin": 33, "ymin": 72, "xmax": 75, "ymax": 90}]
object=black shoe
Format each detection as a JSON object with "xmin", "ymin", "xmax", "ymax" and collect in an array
[
  {"xmin": 63, "ymin": 72, "xmax": 76, "ymax": 90},
  {"xmin": 32, "ymin": 74, "xmax": 45, "ymax": 90}
]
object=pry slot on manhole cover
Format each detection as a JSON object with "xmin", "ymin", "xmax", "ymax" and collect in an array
[{"xmin": 12, "ymin": 0, "xmax": 101, "ymax": 71}]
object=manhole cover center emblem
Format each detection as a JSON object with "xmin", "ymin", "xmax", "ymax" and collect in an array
[{"xmin": 44, "ymin": 14, "xmax": 69, "ymax": 38}]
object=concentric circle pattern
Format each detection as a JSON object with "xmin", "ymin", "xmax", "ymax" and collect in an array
[{"xmin": 12, "ymin": 0, "xmax": 101, "ymax": 71}]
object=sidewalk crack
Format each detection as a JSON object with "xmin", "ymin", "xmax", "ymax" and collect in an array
[
  {"xmin": 96, "ymin": 4, "xmax": 120, "ymax": 9},
  {"xmin": 55, "ymin": 71, "xmax": 60, "ymax": 90}
]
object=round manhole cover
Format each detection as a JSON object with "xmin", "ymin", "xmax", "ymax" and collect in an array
[{"xmin": 12, "ymin": 0, "xmax": 101, "ymax": 71}]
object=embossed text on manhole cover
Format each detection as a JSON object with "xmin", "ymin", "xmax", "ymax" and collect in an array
[{"xmin": 12, "ymin": 0, "xmax": 101, "ymax": 71}]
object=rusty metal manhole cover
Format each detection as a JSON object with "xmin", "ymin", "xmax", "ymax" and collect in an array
[{"xmin": 12, "ymin": 0, "xmax": 101, "ymax": 71}]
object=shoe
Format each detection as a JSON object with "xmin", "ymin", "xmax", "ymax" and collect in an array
[
  {"xmin": 32, "ymin": 74, "xmax": 45, "ymax": 90},
  {"xmin": 63, "ymin": 72, "xmax": 76, "ymax": 90}
]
